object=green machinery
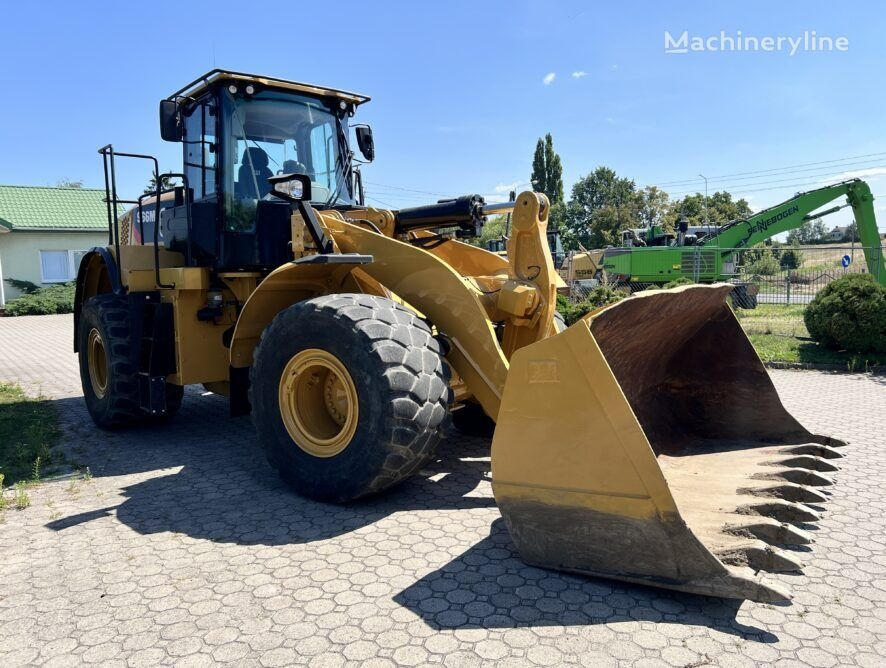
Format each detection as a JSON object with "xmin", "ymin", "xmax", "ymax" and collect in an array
[{"xmin": 578, "ymin": 180, "xmax": 884, "ymax": 305}]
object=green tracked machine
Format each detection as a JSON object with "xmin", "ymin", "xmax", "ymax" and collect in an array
[{"xmin": 564, "ymin": 180, "xmax": 884, "ymax": 307}]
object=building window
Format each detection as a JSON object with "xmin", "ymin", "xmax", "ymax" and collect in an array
[{"xmin": 39, "ymin": 250, "xmax": 88, "ymax": 283}]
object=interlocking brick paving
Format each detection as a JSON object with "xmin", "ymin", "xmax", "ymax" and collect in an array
[{"xmin": 1, "ymin": 314, "xmax": 884, "ymax": 666}]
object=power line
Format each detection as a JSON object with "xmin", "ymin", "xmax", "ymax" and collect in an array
[
  {"xmin": 363, "ymin": 194, "xmax": 397, "ymax": 208},
  {"xmin": 664, "ymin": 164, "xmax": 886, "ymax": 198},
  {"xmin": 649, "ymin": 151, "xmax": 886, "ymax": 188},
  {"xmin": 654, "ymin": 156, "xmax": 886, "ymax": 190},
  {"xmin": 364, "ymin": 181, "xmax": 452, "ymax": 198}
]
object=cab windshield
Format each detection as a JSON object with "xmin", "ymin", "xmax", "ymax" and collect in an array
[{"xmin": 222, "ymin": 89, "xmax": 353, "ymax": 229}]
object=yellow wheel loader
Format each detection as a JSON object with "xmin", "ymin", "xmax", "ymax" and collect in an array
[{"xmin": 74, "ymin": 70, "xmax": 844, "ymax": 603}]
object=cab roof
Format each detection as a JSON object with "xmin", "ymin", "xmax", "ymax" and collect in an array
[{"xmin": 168, "ymin": 69, "xmax": 371, "ymax": 107}]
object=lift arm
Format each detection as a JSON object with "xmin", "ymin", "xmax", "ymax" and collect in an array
[{"xmin": 706, "ymin": 179, "xmax": 884, "ymax": 283}]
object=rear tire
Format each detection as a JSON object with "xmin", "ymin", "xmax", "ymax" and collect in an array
[
  {"xmin": 78, "ymin": 295, "xmax": 142, "ymax": 428},
  {"xmin": 78, "ymin": 294, "xmax": 184, "ymax": 428},
  {"xmin": 250, "ymin": 294, "xmax": 451, "ymax": 503}
]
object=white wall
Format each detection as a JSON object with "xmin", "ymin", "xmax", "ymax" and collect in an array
[{"xmin": 0, "ymin": 231, "xmax": 108, "ymax": 305}]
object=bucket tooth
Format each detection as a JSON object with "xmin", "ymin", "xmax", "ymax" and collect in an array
[
  {"xmin": 782, "ymin": 444, "xmax": 845, "ymax": 460},
  {"xmin": 754, "ymin": 468, "xmax": 835, "ymax": 487},
  {"xmin": 738, "ymin": 483, "xmax": 829, "ymax": 505},
  {"xmin": 738, "ymin": 499, "xmax": 822, "ymax": 523},
  {"xmin": 725, "ymin": 518, "xmax": 813, "ymax": 545},
  {"xmin": 769, "ymin": 455, "xmax": 840, "ymax": 473},
  {"xmin": 718, "ymin": 543, "xmax": 804, "ymax": 573}
]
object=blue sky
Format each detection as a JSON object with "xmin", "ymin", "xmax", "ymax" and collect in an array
[{"xmin": 1, "ymin": 1, "xmax": 884, "ymax": 230}]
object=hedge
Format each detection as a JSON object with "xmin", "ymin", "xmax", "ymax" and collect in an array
[{"xmin": 804, "ymin": 274, "xmax": 885, "ymax": 354}]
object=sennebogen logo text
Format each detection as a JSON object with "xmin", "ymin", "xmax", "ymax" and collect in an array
[{"xmin": 664, "ymin": 30, "xmax": 849, "ymax": 56}]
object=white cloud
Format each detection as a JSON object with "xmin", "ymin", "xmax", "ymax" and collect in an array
[
  {"xmin": 542, "ymin": 72, "xmax": 556, "ymax": 86},
  {"xmin": 571, "ymin": 71, "xmax": 587, "ymax": 78},
  {"xmin": 605, "ymin": 117, "xmax": 615, "ymax": 124},
  {"xmin": 815, "ymin": 166, "xmax": 886, "ymax": 188},
  {"xmin": 486, "ymin": 180, "xmax": 532, "ymax": 203}
]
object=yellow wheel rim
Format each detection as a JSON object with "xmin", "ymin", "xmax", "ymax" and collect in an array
[
  {"xmin": 87, "ymin": 328, "xmax": 109, "ymax": 399},
  {"xmin": 278, "ymin": 349, "xmax": 359, "ymax": 457}
]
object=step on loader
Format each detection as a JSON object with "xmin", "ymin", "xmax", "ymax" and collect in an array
[{"xmin": 74, "ymin": 70, "xmax": 851, "ymax": 603}]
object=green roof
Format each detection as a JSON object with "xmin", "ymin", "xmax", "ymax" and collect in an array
[{"xmin": 0, "ymin": 185, "xmax": 118, "ymax": 232}]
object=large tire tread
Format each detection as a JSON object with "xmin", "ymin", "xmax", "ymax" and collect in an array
[
  {"xmin": 250, "ymin": 294, "xmax": 451, "ymax": 502},
  {"xmin": 78, "ymin": 294, "xmax": 184, "ymax": 428},
  {"xmin": 78, "ymin": 294, "xmax": 143, "ymax": 428}
]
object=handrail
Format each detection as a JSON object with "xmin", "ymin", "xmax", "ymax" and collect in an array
[{"xmin": 97, "ymin": 145, "xmax": 162, "ymax": 286}]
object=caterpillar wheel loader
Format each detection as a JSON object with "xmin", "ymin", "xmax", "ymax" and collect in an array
[{"xmin": 74, "ymin": 70, "xmax": 845, "ymax": 603}]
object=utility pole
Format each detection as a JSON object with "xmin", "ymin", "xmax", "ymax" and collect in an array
[{"xmin": 698, "ymin": 174, "xmax": 709, "ymax": 228}]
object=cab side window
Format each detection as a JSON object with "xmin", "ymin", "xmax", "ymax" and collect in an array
[
  {"xmin": 184, "ymin": 102, "xmax": 217, "ymax": 201},
  {"xmin": 309, "ymin": 123, "xmax": 335, "ymax": 194}
]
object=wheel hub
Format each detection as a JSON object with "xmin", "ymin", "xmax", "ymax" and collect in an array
[
  {"xmin": 87, "ymin": 328, "xmax": 109, "ymax": 399},
  {"xmin": 278, "ymin": 349, "xmax": 359, "ymax": 457}
]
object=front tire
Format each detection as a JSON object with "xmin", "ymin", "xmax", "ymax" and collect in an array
[{"xmin": 250, "ymin": 294, "xmax": 451, "ymax": 503}]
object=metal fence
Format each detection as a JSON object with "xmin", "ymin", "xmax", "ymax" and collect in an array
[{"xmin": 565, "ymin": 244, "xmax": 883, "ymax": 307}]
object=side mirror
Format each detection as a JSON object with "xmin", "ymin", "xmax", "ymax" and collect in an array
[
  {"xmin": 159, "ymin": 100, "xmax": 182, "ymax": 142},
  {"xmin": 269, "ymin": 173, "xmax": 312, "ymax": 203},
  {"xmin": 354, "ymin": 125, "xmax": 375, "ymax": 162}
]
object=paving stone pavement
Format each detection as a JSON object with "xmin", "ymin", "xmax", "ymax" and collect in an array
[{"xmin": 1, "ymin": 313, "xmax": 885, "ymax": 667}]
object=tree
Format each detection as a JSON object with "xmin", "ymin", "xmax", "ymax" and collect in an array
[
  {"xmin": 635, "ymin": 186, "xmax": 670, "ymax": 229},
  {"xmin": 809, "ymin": 219, "xmax": 828, "ymax": 243},
  {"xmin": 786, "ymin": 218, "xmax": 828, "ymax": 245},
  {"xmin": 544, "ymin": 134, "xmax": 564, "ymax": 204},
  {"xmin": 471, "ymin": 214, "xmax": 509, "ymax": 248},
  {"xmin": 144, "ymin": 175, "xmax": 178, "ymax": 195},
  {"xmin": 531, "ymin": 140, "xmax": 546, "ymax": 196},
  {"xmin": 666, "ymin": 191, "xmax": 752, "ymax": 228},
  {"xmin": 530, "ymin": 133, "xmax": 564, "ymax": 205},
  {"xmin": 779, "ymin": 244, "xmax": 804, "ymax": 270},
  {"xmin": 56, "ymin": 178, "xmax": 83, "ymax": 188},
  {"xmin": 561, "ymin": 167, "xmax": 638, "ymax": 249}
]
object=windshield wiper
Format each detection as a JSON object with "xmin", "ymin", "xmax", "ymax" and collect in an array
[{"xmin": 324, "ymin": 120, "xmax": 352, "ymax": 207}]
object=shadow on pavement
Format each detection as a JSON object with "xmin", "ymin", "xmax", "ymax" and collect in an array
[
  {"xmin": 47, "ymin": 390, "xmax": 495, "ymax": 544},
  {"xmin": 47, "ymin": 389, "xmax": 778, "ymax": 640},
  {"xmin": 393, "ymin": 518, "xmax": 779, "ymax": 641}
]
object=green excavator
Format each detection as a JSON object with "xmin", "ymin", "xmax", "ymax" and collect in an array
[{"xmin": 563, "ymin": 179, "xmax": 884, "ymax": 306}]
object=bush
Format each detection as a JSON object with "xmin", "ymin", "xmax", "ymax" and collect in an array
[
  {"xmin": 4, "ymin": 283, "xmax": 75, "ymax": 316},
  {"xmin": 746, "ymin": 249, "xmax": 780, "ymax": 277},
  {"xmin": 779, "ymin": 246, "xmax": 804, "ymax": 270},
  {"xmin": 557, "ymin": 285, "xmax": 625, "ymax": 325},
  {"xmin": 662, "ymin": 277, "xmax": 694, "ymax": 289},
  {"xmin": 804, "ymin": 274, "xmax": 886, "ymax": 353}
]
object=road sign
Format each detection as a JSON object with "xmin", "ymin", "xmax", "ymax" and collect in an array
[{"xmin": 842, "ymin": 255, "xmax": 851, "ymax": 268}]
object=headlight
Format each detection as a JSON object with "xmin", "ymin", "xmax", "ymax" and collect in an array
[{"xmin": 277, "ymin": 179, "xmax": 304, "ymax": 199}]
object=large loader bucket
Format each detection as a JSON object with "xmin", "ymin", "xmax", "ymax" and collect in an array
[{"xmin": 491, "ymin": 284, "xmax": 843, "ymax": 603}]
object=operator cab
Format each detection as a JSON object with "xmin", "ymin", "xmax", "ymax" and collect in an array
[{"xmin": 155, "ymin": 70, "xmax": 371, "ymax": 271}]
